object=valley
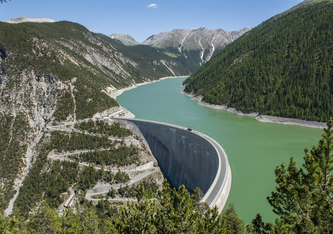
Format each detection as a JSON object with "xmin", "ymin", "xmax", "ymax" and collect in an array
[
  {"xmin": 0, "ymin": 0, "xmax": 333, "ymax": 232},
  {"xmin": 183, "ymin": 1, "xmax": 333, "ymax": 123}
]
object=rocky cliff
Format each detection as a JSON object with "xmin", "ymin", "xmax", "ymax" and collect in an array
[
  {"xmin": 0, "ymin": 20, "xmax": 191, "ymax": 214},
  {"xmin": 142, "ymin": 27, "xmax": 253, "ymax": 65},
  {"xmin": 3, "ymin": 16, "xmax": 56, "ymax": 24},
  {"xmin": 109, "ymin": 33, "xmax": 139, "ymax": 46}
]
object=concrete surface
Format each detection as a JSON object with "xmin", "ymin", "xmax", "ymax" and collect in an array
[{"xmin": 117, "ymin": 118, "xmax": 232, "ymax": 212}]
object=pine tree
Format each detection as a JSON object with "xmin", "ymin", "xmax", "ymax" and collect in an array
[
  {"xmin": 110, "ymin": 180, "xmax": 245, "ymax": 233},
  {"xmin": 247, "ymin": 118, "xmax": 333, "ymax": 233},
  {"xmin": 26, "ymin": 200, "xmax": 60, "ymax": 233},
  {"xmin": 0, "ymin": 186, "xmax": 19, "ymax": 234}
]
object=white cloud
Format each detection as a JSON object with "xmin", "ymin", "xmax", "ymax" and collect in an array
[{"xmin": 147, "ymin": 3, "xmax": 157, "ymax": 8}]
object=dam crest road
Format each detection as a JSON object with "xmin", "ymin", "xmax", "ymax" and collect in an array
[{"xmin": 117, "ymin": 118, "xmax": 232, "ymax": 212}]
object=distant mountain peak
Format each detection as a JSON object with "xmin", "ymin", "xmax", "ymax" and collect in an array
[
  {"xmin": 142, "ymin": 27, "xmax": 253, "ymax": 65},
  {"xmin": 109, "ymin": 33, "xmax": 139, "ymax": 46},
  {"xmin": 2, "ymin": 16, "xmax": 56, "ymax": 24}
]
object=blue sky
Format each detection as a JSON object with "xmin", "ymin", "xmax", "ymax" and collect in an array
[{"xmin": 0, "ymin": 0, "xmax": 303, "ymax": 43}]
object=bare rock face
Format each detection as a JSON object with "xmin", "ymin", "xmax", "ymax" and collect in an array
[
  {"xmin": 0, "ymin": 44, "xmax": 7, "ymax": 59},
  {"xmin": 109, "ymin": 33, "xmax": 139, "ymax": 46},
  {"xmin": 0, "ymin": 62, "xmax": 60, "ymax": 215},
  {"xmin": 230, "ymin": 27, "xmax": 253, "ymax": 40},
  {"xmin": 3, "ymin": 16, "xmax": 56, "ymax": 24},
  {"xmin": 142, "ymin": 27, "xmax": 253, "ymax": 65}
]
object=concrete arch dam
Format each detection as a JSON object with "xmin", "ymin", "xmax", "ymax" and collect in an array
[{"xmin": 118, "ymin": 118, "xmax": 232, "ymax": 212}]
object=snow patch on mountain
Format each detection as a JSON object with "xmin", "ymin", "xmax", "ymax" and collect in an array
[{"xmin": 3, "ymin": 16, "xmax": 56, "ymax": 24}]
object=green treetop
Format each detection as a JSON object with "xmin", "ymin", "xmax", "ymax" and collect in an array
[{"xmin": 247, "ymin": 118, "xmax": 333, "ymax": 233}]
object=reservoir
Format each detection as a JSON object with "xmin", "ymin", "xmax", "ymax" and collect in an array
[{"xmin": 117, "ymin": 77, "xmax": 322, "ymax": 224}]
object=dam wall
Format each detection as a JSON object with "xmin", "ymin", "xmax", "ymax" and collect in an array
[{"xmin": 118, "ymin": 118, "xmax": 232, "ymax": 212}]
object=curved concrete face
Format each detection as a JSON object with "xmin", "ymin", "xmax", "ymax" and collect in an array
[{"xmin": 118, "ymin": 118, "xmax": 232, "ymax": 212}]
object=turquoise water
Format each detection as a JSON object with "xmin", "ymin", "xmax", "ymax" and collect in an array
[{"xmin": 117, "ymin": 77, "xmax": 323, "ymax": 224}]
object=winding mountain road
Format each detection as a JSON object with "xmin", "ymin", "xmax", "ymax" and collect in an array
[{"xmin": 85, "ymin": 166, "xmax": 160, "ymax": 201}]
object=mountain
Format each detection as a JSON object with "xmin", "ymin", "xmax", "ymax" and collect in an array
[
  {"xmin": 142, "ymin": 27, "xmax": 253, "ymax": 66},
  {"xmin": 109, "ymin": 33, "xmax": 139, "ymax": 46},
  {"xmin": 0, "ymin": 20, "xmax": 189, "ymax": 215},
  {"xmin": 98, "ymin": 33, "xmax": 198, "ymax": 76},
  {"xmin": 3, "ymin": 16, "xmax": 56, "ymax": 23},
  {"xmin": 183, "ymin": 0, "xmax": 333, "ymax": 122}
]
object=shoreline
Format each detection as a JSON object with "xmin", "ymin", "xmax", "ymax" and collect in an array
[
  {"xmin": 103, "ymin": 76, "xmax": 188, "ymax": 119},
  {"xmin": 182, "ymin": 91, "xmax": 327, "ymax": 129},
  {"xmin": 106, "ymin": 76, "xmax": 189, "ymax": 100}
]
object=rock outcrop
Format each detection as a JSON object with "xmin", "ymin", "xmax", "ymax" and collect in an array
[
  {"xmin": 109, "ymin": 33, "xmax": 139, "ymax": 46},
  {"xmin": 142, "ymin": 27, "xmax": 253, "ymax": 65},
  {"xmin": 3, "ymin": 16, "xmax": 56, "ymax": 24}
]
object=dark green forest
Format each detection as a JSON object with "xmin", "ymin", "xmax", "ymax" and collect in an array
[
  {"xmin": 77, "ymin": 167, "xmax": 129, "ymax": 191},
  {"xmin": 117, "ymin": 177, "xmax": 159, "ymax": 198},
  {"xmin": 1, "ymin": 181, "xmax": 245, "ymax": 234},
  {"xmin": 14, "ymin": 137, "xmax": 80, "ymax": 216},
  {"xmin": 0, "ymin": 114, "xmax": 28, "ymax": 210},
  {"xmin": 48, "ymin": 131, "xmax": 115, "ymax": 151},
  {"xmin": 75, "ymin": 119, "xmax": 132, "ymax": 137},
  {"xmin": 70, "ymin": 145, "xmax": 140, "ymax": 166},
  {"xmin": 3, "ymin": 117, "xmax": 332, "ymax": 234},
  {"xmin": 13, "ymin": 124, "xmax": 140, "ymax": 217},
  {"xmin": 184, "ymin": 2, "xmax": 333, "ymax": 122},
  {"xmin": 2, "ymin": 1, "xmax": 333, "ymax": 233},
  {"xmin": 52, "ymin": 91, "xmax": 74, "ymax": 122}
]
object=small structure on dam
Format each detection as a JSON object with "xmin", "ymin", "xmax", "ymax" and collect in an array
[{"xmin": 117, "ymin": 118, "xmax": 232, "ymax": 212}]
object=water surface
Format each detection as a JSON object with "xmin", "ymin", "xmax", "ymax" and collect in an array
[{"xmin": 117, "ymin": 77, "xmax": 322, "ymax": 224}]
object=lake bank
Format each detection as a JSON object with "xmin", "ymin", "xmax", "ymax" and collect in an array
[
  {"xmin": 182, "ymin": 91, "xmax": 326, "ymax": 129},
  {"xmin": 102, "ymin": 76, "xmax": 188, "ymax": 119},
  {"xmin": 105, "ymin": 76, "xmax": 189, "ymax": 100},
  {"xmin": 116, "ymin": 77, "xmax": 323, "ymax": 224}
]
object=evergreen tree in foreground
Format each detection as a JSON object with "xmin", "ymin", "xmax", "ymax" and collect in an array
[
  {"xmin": 3, "ymin": 120, "xmax": 333, "ymax": 233},
  {"xmin": 247, "ymin": 118, "xmax": 333, "ymax": 233},
  {"xmin": 0, "ymin": 181, "xmax": 245, "ymax": 233},
  {"xmin": 110, "ymin": 180, "xmax": 244, "ymax": 233}
]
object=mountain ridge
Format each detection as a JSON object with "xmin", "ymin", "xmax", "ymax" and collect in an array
[
  {"xmin": 0, "ymin": 20, "xmax": 191, "ymax": 214},
  {"xmin": 3, "ymin": 16, "xmax": 56, "ymax": 24},
  {"xmin": 183, "ymin": 1, "xmax": 333, "ymax": 122},
  {"xmin": 141, "ymin": 27, "xmax": 253, "ymax": 66},
  {"xmin": 109, "ymin": 33, "xmax": 139, "ymax": 46},
  {"xmin": 108, "ymin": 27, "xmax": 252, "ymax": 68}
]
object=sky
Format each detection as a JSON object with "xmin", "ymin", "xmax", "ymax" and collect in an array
[{"xmin": 0, "ymin": 0, "xmax": 304, "ymax": 43}]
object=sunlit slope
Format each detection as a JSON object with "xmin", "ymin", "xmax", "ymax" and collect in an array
[
  {"xmin": 0, "ymin": 20, "xmax": 191, "ymax": 211},
  {"xmin": 183, "ymin": 2, "xmax": 333, "ymax": 122},
  {"xmin": 98, "ymin": 34, "xmax": 195, "ymax": 76}
]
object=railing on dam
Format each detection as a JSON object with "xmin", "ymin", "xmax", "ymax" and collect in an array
[{"xmin": 117, "ymin": 118, "xmax": 232, "ymax": 212}]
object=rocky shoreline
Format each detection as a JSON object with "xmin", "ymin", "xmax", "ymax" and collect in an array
[{"xmin": 182, "ymin": 91, "xmax": 326, "ymax": 129}]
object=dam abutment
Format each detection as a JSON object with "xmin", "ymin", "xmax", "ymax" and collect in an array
[{"xmin": 118, "ymin": 118, "xmax": 231, "ymax": 212}]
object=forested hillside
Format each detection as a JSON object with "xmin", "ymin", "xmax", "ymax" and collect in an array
[
  {"xmin": 183, "ymin": 1, "xmax": 333, "ymax": 122},
  {"xmin": 13, "ymin": 119, "xmax": 154, "ymax": 217},
  {"xmin": 2, "ymin": 119, "xmax": 333, "ymax": 233},
  {"xmin": 0, "ymin": 20, "xmax": 192, "ymax": 215},
  {"xmin": 99, "ymin": 34, "xmax": 199, "ymax": 75}
]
